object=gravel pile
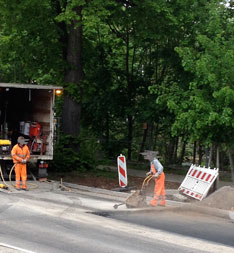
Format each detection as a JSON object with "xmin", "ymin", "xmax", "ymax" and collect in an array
[
  {"xmin": 198, "ymin": 186, "xmax": 234, "ymax": 211},
  {"xmin": 125, "ymin": 190, "xmax": 148, "ymax": 208}
]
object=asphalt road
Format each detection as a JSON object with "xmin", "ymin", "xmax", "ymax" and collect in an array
[
  {"xmin": 0, "ymin": 187, "xmax": 234, "ymax": 253},
  {"xmin": 106, "ymin": 209, "xmax": 234, "ymax": 247},
  {"xmin": 0, "ymin": 205, "xmax": 203, "ymax": 253}
]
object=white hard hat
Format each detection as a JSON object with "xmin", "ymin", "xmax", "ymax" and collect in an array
[{"xmin": 17, "ymin": 136, "xmax": 27, "ymax": 145}]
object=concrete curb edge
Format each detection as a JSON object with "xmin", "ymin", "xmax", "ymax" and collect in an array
[{"xmin": 63, "ymin": 181, "xmax": 234, "ymax": 221}]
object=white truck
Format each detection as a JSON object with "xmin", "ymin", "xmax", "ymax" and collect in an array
[{"xmin": 0, "ymin": 83, "xmax": 63, "ymax": 178}]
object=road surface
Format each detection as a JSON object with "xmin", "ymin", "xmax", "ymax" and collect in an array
[{"xmin": 0, "ymin": 185, "xmax": 233, "ymax": 253}]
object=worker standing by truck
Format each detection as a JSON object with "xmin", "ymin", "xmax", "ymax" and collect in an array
[
  {"xmin": 146, "ymin": 157, "xmax": 166, "ymax": 207},
  {"xmin": 11, "ymin": 136, "xmax": 30, "ymax": 190}
]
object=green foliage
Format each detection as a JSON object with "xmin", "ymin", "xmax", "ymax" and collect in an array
[
  {"xmin": 1, "ymin": 0, "xmax": 234, "ymax": 169},
  {"xmin": 52, "ymin": 133, "xmax": 99, "ymax": 173},
  {"xmin": 0, "ymin": 0, "xmax": 64, "ymax": 83},
  {"xmin": 54, "ymin": 94, "xmax": 64, "ymax": 117},
  {"xmin": 63, "ymin": 82, "xmax": 81, "ymax": 102},
  {"xmin": 52, "ymin": 135, "xmax": 82, "ymax": 172},
  {"xmin": 160, "ymin": 1, "xmax": 234, "ymax": 146}
]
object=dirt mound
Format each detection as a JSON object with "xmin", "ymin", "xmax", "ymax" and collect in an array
[
  {"xmin": 197, "ymin": 186, "xmax": 234, "ymax": 211},
  {"xmin": 125, "ymin": 190, "xmax": 148, "ymax": 208}
]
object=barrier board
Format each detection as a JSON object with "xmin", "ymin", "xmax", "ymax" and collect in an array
[
  {"xmin": 117, "ymin": 154, "xmax": 128, "ymax": 187},
  {"xmin": 179, "ymin": 164, "xmax": 219, "ymax": 200}
]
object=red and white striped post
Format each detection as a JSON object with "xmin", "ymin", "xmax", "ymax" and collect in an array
[{"xmin": 117, "ymin": 154, "xmax": 128, "ymax": 187}]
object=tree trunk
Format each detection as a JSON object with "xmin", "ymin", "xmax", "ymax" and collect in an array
[
  {"xmin": 205, "ymin": 147, "xmax": 209, "ymax": 167},
  {"xmin": 213, "ymin": 145, "xmax": 220, "ymax": 191},
  {"xmin": 138, "ymin": 123, "xmax": 148, "ymax": 161},
  {"xmin": 125, "ymin": 24, "xmax": 133, "ymax": 160},
  {"xmin": 62, "ymin": 6, "xmax": 84, "ymax": 137},
  {"xmin": 168, "ymin": 137, "xmax": 176, "ymax": 164},
  {"xmin": 127, "ymin": 115, "xmax": 133, "ymax": 160},
  {"xmin": 148, "ymin": 123, "xmax": 154, "ymax": 150},
  {"xmin": 62, "ymin": 95, "xmax": 81, "ymax": 136},
  {"xmin": 179, "ymin": 140, "xmax": 187, "ymax": 165},
  {"xmin": 208, "ymin": 145, "xmax": 213, "ymax": 168},
  {"xmin": 228, "ymin": 149, "xmax": 234, "ymax": 184},
  {"xmin": 198, "ymin": 143, "xmax": 203, "ymax": 165},
  {"xmin": 105, "ymin": 112, "xmax": 110, "ymax": 146},
  {"xmin": 153, "ymin": 124, "xmax": 159, "ymax": 151},
  {"xmin": 193, "ymin": 141, "xmax": 197, "ymax": 164},
  {"xmin": 216, "ymin": 146, "xmax": 220, "ymax": 169},
  {"xmin": 173, "ymin": 137, "xmax": 179, "ymax": 163}
]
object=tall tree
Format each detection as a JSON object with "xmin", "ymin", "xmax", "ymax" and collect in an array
[{"xmin": 55, "ymin": 1, "xmax": 84, "ymax": 137}]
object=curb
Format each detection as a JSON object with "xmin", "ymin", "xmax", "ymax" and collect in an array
[
  {"xmin": 8, "ymin": 180, "xmax": 233, "ymax": 222},
  {"xmin": 63, "ymin": 182, "xmax": 131, "ymax": 199},
  {"xmin": 173, "ymin": 202, "xmax": 234, "ymax": 222},
  {"xmin": 63, "ymin": 182, "xmax": 179, "ymax": 199},
  {"xmin": 63, "ymin": 182, "xmax": 234, "ymax": 221}
]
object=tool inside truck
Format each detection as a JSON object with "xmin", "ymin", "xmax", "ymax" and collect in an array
[
  {"xmin": 0, "ymin": 87, "xmax": 52, "ymax": 150},
  {"xmin": 0, "ymin": 84, "xmax": 61, "ymax": 179}
]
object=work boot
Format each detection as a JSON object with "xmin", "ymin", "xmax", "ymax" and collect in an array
[
  {"xmin": 22, "ymin": 188, "xmax": 29, "ymax": 191},
  {"xmin": 159, "ymin": 196, "xmax": 166, "ymax": 206},
  {"xmin": 159, "ymin": 200, "xmax": 166, "ymax": 207},
  {"xmin": 150, "ymin": 197, "xmax": 158, "ymax": 207},
  {"xmin": 16, "ymin": 188, "xmax": 21, "ymax": 191}
]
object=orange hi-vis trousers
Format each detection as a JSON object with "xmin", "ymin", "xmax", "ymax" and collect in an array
[
  {"xmin": 15, "ymin": 163, "xmax": 27, "ymax": 189},
  {"xmin": 150, "ymin": 172, "xmax": 166, "ymax": 206},
  {"xmin": 11, "ymin": 144, "xmax": 30, "ymax": 190}
]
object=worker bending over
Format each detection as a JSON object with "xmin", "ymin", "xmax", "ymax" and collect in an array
[
  {"xmin": 146, "ymin": 158, "xmax": 166, "ymax": 207},
  {"xmin": 11, "ymin": 136, "xmax": 30, "ymax": 190}
]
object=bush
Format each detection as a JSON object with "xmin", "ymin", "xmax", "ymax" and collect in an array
[{"xmin": 52, "ymin": 134, "xmax": 98, "ymax": 173}]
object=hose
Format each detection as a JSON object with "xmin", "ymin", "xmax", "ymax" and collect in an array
[
  {"xmin": 0, "ymin": 163, "xmax": 12, "ymax": 190},
  {"xmin": 9, "ymin": 163, "xmax": 39, "ymax": 190},
  {"xmin": 141, "ymin": 174, "xmax": 153, "ymax": 191},
  {"xmin": 42, "ymin": 177, "xmax": 72, "ymax": 192},
  {"xmin": 2, "ymin": 162, "xmax": 71, "ymax": 192},
  {"xmin": 59, "ymin": 178, "xmax": 72, "ymax": 192},
  {"xmin": 145, "ymin": 175, "xmax": 153, "ymax": 185}
]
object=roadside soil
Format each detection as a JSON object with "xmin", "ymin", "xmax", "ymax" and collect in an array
[{"xmin": 49, "ymin": 171, "xmax": 180, "ymax": 193}]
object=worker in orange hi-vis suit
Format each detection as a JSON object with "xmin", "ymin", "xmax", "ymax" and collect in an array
[
  {"xmin": 146, "ymin": 158, "xmax": 166, "ymax": 207},
  {"xmin": 11, "ymin": 136, "xmax": 30, "ymax": 191}
]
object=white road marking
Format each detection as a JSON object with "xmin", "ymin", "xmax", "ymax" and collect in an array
[{"xmin": 0, "ymin": 243, "xmax": 35, "ymax": 253}]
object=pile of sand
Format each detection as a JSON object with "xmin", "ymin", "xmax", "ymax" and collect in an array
[
  {"xmin": 125, "ymin": 190, "xmax": 148, "ymax": 208},
  {"xmin": 197, "ymin": 186, "xmax": 234, "ymax": 211}
]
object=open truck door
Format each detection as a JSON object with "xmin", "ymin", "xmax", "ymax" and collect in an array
[{"xmin": 0, "ymin": 83, "xmax": 63, "ymax": 180}]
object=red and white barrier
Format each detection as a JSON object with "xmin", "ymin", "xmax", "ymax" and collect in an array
[
  {"xmin": 117, "ymin": 154, "xmax": 128, "ymax": 187},
  {"xmin": 179, "ymin": 164, "xmax": 219, "ymax": 200}
]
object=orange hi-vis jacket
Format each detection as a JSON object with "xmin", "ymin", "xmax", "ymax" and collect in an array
[{"xmin": 11, "ymin": 144, "xmax": 30, "ymax": 164}]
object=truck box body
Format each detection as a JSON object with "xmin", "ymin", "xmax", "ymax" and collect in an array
[{"xmin": 0, "ymin": 83, "xmax": 62, "ymax": 164}]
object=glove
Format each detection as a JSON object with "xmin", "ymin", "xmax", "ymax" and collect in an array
[
  {"xmin": 22, "ymin": 159, "xmax": 27, "ymax": 164},
  {"xmin": 153, "ymin": 173, "xmax": 159, "ymax": 178},
  {"xmin": 146, "ymin": 171, "xmax": 152, "ymax": 176}
]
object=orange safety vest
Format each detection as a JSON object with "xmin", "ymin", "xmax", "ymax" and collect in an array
[{"xmin": 11, "ymin": 144, "xmax": 30, "ymax": 164}]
